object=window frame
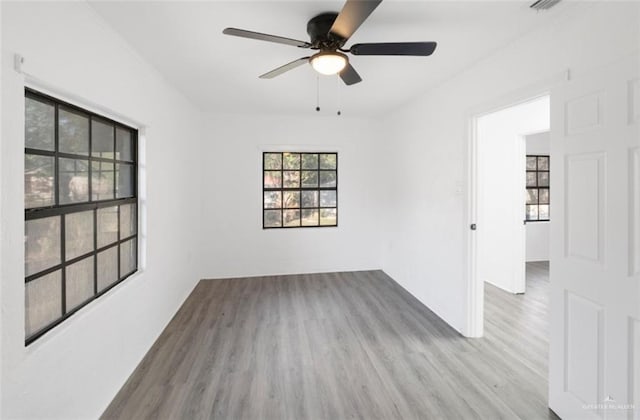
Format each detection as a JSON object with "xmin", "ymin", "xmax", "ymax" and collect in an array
[
  {"xmin": 262, "ymin": 152, "xmax": 338, "ymax": 229},
  {"xmin": 525, "ymin": 154, "xmax": 550, "ymax": 222},
  {"xmin": 24, "ymin": 88, "xmax": 139, "ymax": 345}
]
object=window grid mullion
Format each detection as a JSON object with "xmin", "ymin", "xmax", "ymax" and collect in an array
[
  {"xmin": 263, "ymin": 152, "xmax": 337, "ymax": 229},
  {"xmin": 526, "ymin": 154, "xmax": 550, "ymax": 222},
  {"xmin": 133, "ymin": 131, "xmax": 138, "ymax": 198},
  {"xmin": 24, "ymin": 88, "xmax": 138, "ymax": 345},
  {"xmin": 280, "ymin": 153, "xmax": 284, "ymax": 227},
  {"xmin": 335, "ymin": 154, "xmax": 339, "ymax": 226},
  {"xmin": 93, "ymin": 208, "xmax": 98, "ymax": 295},
  {"xmin": 25, "ymin": 233, "xmax": 140, "ymax": 285},
  {"xmin": 25, "ymin": 197, "xmax": 137, "ymax": 220},
  {"xmin": 54, "ymin": 104, "xmax": 60, "ymax": 206},
  {"xmin": 281, "ymin": 153, "xmax": 284, "ymax": 227},
  {"xmin": 60, "ymin": 213, "xmax": 66, "ymax": 316},
  {"xmin": 117, "ymin": 204, "xmax": 121, "ymax": 280}
]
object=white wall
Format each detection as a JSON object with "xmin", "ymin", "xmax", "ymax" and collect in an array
[
  {"xmin": 477, "ymin": 97, "xmax": 549, "ymax": 294},
  {"xmin": 1, "ymin": 2, "xmax": 204, "ymax": 418},
  {"xmin": 379, "ymin": 2, "xmax": 640, "ymax": 334},
  {"xmin": 526, "ymin": 131, "xmax": 551, "ymax": 262},
  {"xmin": 527, "ymin": 222, "xmax": 550, "ymax": 262},
  {"xmin": 199, "ymin": 113, "xmax": 383, "ymax": 278},
  {"xmin": 526, "ymin": 131, "xmax": 551, "ymax": 155},
  {"xmin": 1, "ymin": 1, "xmax": 638, "ymax": 418}
]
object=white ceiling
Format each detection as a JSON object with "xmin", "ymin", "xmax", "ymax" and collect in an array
[{"xmin": 89, "ymin": 1, "xmax": 577, "ymax": 117}]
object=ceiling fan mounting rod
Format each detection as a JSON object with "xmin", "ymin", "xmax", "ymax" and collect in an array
[{"xmin": 307, "ymin": 12, "xmax": 345, "ymax": 50}]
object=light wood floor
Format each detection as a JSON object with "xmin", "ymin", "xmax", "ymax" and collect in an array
[{"xmin": 102, "ymin": 263, "xmax": 556, "ymax": 419}]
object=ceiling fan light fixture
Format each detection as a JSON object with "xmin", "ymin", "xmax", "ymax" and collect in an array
[{"xmin": 310, "ymin": 51, "xmax": 348, "ymax": 75}]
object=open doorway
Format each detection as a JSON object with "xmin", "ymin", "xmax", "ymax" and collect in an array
[
  {"xmin": 468, "ymin": 94, "xmax": 550, "ymax": 336},
  {"xmin": 464, "ymin": 55, "xmax": 637, "ymax": 419},
  {"xmin": 523, "ymin": 130, "xmax": 551, "ymax": 310}
]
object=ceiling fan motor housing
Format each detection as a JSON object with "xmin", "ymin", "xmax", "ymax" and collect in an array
[{"xmin": 307, "ymin": 12, "xmax": 343, "ymax": 49}]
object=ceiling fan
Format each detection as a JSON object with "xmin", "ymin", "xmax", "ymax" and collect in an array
[{"xmin": 222, "ymin": 0, "xmax": 437, "ymax": 86}]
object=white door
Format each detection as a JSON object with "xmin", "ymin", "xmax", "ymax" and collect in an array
[
  {"xmin": 477, "ymin": 123, "xmax": 527, "ymax": 294},
  {"xmin": 548, "ymin": 54, "xmax": 640, "ymax": 419}
]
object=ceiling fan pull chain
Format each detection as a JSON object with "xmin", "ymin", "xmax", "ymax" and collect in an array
[
  {"xmin": 337, "ymin": 76, "xmax": 342, "ymax": 116},
  {"xmin": 315, "ymin": 74, "xmax": 321, "ymax": 112}
]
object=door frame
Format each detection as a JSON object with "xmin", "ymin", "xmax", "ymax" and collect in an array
[{"xmin": 464, "ymin": 77, "xmax": 561, "ymax": 338}]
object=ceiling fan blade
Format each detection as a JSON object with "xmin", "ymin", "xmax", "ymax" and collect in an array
[
  {"xmin": 350, "ymin": 42, "xmax": 437, "ymax": 56},
  {"xmin": 339, "ymin": 63, "xmax": 362, "ymax": 86},
  {"xmin": 259, "ymin": 57, "xmax": 310, "ymax": 79},
  {"xmin": 329, "ymin": 0, "xmax": 383, "ymax": 41},
  {"xmin": 223, "ymin": 28, "xmax": 311, "ymax": 48}
]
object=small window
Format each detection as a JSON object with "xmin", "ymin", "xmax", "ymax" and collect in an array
[
  {"xmin": 526, "ymin": 155, "xmax": 550, "ymax": 222},
  {"xmin": 263, "ymin": 152, "xmax": 337, "ymax": 228},
  {"xmin": 24, "ymin": 88, "xmax": 138, "ymax": 345}
]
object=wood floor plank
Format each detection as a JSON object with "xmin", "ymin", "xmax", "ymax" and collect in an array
[{"xmin": 102, "ymin": 264, "xmax": 556, "ymax": 419}]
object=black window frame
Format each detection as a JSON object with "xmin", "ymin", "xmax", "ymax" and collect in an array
[
  {"xmin": 24, "ymin": 88, "xmax": 138, "ymax": 345},
  {"xmin": 262, "ymin": 152, "xmax": 338, "ymax": 229},
  {"xmin": 525, "ymin": 154, "xmax": 550, "ymax": 222}
]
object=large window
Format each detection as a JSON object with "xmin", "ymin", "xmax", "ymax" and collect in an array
[
  {"xmin": 263, "ymin": 152, "xmax": 337, "ymax": 228},
  {"xmin": 526, "ymin": 155, "xmax": 550, "ymax": 221},
  {"xmin": 24, "ymin": 88, "xmax": 138, "ymax": 345}
]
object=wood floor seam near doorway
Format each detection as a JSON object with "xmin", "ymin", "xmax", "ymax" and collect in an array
[{"xmin": 102, "ymin": 265, "xmax": 554, "ymax": 420}]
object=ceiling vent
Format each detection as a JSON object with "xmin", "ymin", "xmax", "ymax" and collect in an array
[{"xmin": 530, "ymin": 0, "xmax": 562, "ymax": 10}]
